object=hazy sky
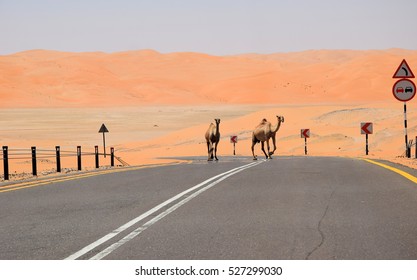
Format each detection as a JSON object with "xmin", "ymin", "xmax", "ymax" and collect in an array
[{"xmin": 1, "ymin": 0, "xmax": 416, "ymax": 55}]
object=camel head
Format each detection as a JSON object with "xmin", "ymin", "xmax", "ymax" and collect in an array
[
  {"xmin": 214, "ymin": 118, "xmax": 221, "ymax": 125},
  {"xmin": 276, "ymin": 115, "xmax": 284, "ymax": 123}
]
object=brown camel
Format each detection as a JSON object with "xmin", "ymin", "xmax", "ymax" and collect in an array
[
  {"xmin": 205, "ymin": 118, "xmax": 221, "ymax": 161},
  {"xmin": 251, "ymin": 115, "xmax": 284, "ymax": 160}
]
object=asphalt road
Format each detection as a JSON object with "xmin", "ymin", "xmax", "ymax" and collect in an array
[{"xmin": 1, "ymin": 156, "xmax": 417, "ymax": 260}]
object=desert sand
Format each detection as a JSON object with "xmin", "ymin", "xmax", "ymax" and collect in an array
[{"xmin": 1, "ymin": 49, "xmax": 417, "ymax": 180}]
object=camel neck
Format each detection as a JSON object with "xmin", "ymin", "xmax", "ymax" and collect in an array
[{"xmin": 272, "ymin": 118, "xmax": 281, "ymax": 133}]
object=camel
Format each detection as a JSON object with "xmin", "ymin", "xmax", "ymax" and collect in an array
[
  {"xmin": 251, "ymin": 115, "xmax": 284, "ymax": 160},
  {"xmin": 205, "ymin": 118, "xmax": 221, "ymax": 161}
]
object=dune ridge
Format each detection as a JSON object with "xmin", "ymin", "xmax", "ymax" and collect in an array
[{"xmin": 1, "ymin": 49, "xmax": 416, "ymax": 108}]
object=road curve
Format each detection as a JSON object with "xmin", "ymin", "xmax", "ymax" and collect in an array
[{"xmin": 1, "ymin": 156, "xmax": 417, "ymax": 260}]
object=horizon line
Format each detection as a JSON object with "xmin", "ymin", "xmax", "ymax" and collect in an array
[{"xmin": 2, "ymin": 47, "xmax": 417, "ymax": 57}]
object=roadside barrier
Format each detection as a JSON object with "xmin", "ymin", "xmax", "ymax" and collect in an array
[{"xmin": 1, "ymin": 146, "xmax": 119, "ymax": 181}]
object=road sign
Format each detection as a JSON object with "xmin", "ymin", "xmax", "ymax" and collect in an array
[
  {"xmin": 301, "ymin": 129, "xmax": 310, "ymax": 138},
  {"xmin": 230, "ymin": 136, "xmax": 237, "ymax": 155},
  {"xmin": 98, "ymin": 123, "xmax": 109, "ymax": 157},
  {"xmin": 99, "ymin": 124, "xmax": 109, "ymax": 133},
  {"xmin": 392, "ymin": 78, "xmax": 416, "ymax": 102},
  {"xmin": 361, "ymin": 122, "xmax": 373, "ymax": 155},
  {"xmin": 393, "ymin": 59, "xmax": 415, "ymax": 78},
  {"xmin": 301, "ymin": 129, "xmax": 310, "ymax": 155},
  {"xmin": 392, "ymin": 61, "xmax": 415, "ymax": 157},
  {"xmin": 361, "ymin": 122, "xmax": 373, "ymax": 134}
]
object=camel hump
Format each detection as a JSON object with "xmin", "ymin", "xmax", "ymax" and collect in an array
[{"xmin": 256, "ymin": 119, "xmax": 269, "ymax": 128}]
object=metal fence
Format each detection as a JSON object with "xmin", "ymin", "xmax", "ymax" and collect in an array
[{"xmin": 1, "ymin": 145, "xmax": 118, "ymax": 181}]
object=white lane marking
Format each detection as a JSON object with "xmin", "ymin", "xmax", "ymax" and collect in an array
[
  {"xmin": 65, "ymin": 160, "xmax": 263, "ymax": 260},
  {"xmin": 89, "ymin": 161, "xmax": 262, "ymax": 260}
]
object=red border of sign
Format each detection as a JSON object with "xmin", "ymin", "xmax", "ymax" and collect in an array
[
  {"xmin": 392, "ymin": 59, "xmax": 415, "ymax": 78},
  {"xmin": 301, "ymin": 129, "xmax": 310, "ymax": 138},
  {"xmin": 361, "ymin": 122, "xmax": 373, "ymax": 134},
  {"xmin": 392, "ymin": 78, "xmax": 416, "ymax": 102}
]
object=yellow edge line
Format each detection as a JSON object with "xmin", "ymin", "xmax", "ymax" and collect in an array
[
  {"xmin": 0, "ymin": 161, "xmax": 190, "ymax": 194},
  {"xmin": 361, "ymin": 158, "xmax": 417, "ymax": 184}
]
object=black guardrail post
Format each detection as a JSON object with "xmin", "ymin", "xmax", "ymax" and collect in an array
[
  {"xmin": 77, "ymin": 146, "xmax": 82, "ymax": 171},
  {"xmin": 110, "ymin": 147, "xmax": 114, "ymax": 167},
  {"xmin": 3, "ymin": 146, "xmax": 9, "ymax": 181},
  {"xmin": 415, "ymin": 136, "xmax": 417, "ymax": 159},
  {"xmin": 407, "ymin": 140, "xmax": 412, "ymax": 158},
  {"xmin": 31, "ymin": 146, "xmax": 37, "ymax": 176},
  {"xmin": 56, "ymin": 146, "xmax": 61, "ymax": 172},
  {"xmin": 95, "ymin": 145, "xmax": 99, "ymax": 169}
]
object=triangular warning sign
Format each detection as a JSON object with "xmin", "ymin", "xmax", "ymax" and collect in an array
[
  {"xmin": 393, "ymin": 59, "xmax": 415, "ymax": 78},
  {"xmin": 98, "ymin": 123, "xmax": 109, "ymax": 133}
]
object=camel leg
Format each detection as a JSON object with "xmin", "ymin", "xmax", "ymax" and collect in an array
[
  {"xmin": 269, "ymin": 135, "xmax": 276, "ymax": 156},
  {"xmin": 251, "ymin": 141, "xmax": 257, "ymax": 160},
  {"xmin": 207, "ymin": 142, "xmax": 213, "ymax": 161},
  {"xmin": 261, "ymin": 141, "xmax": 268, "ymax": 159},
  {"xmin": 214, "ymin": 141, "xmax": 219, "ymax": 161},
  {"xmin": 266, "ymin": 139, "xmax": 272, "ymax": 159}
]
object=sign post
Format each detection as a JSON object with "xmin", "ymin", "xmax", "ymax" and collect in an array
[
  {"xmin": 99, "ymin": 124, "xmax": 109, "ymax": 158},
  {"xmin": 361, "ymin": 122, "xmax": 373, "ymax": 155},
  {"xmin": 230, "ymin": 136, "xmax": 238, "ymax": 155},
  {"xmin": 301, "ymin": 129, "xmax": 310, "ymax": 155},
  {"xmin": 56, "ymin": 146, "xmax": 61, "ymax": 173},
  {"xmin": 3, "ymin": 146, "xmax": 9, "ymax": 181},
  {"xmin": 31, "ymin": 146, "xmax": 37, "ymax": 176},
  {"xmin": 392, "ymin": 59, "xmax": 416, "ymax": 157},
  {"xmin": 404, "ymin": 102, "xmax": 409, "ymax": 157}
]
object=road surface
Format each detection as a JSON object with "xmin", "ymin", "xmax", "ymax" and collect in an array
[{"xmin": 1, "ymin": 156, "xmax": 417, "ymax": 260}]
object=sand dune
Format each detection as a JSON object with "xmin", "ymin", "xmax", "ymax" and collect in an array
[
  {"xmin": 1, "ymin": 49, "xmax": 417, "ymax": 178},
  {"xmin": 1, "ymin": 49, "xmax": 416, "ymax": 107}
]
